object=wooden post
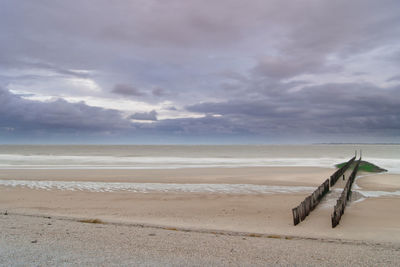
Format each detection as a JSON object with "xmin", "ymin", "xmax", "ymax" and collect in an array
[
  {"xmin": 300, "ymin": 201, "xmax": 306, "ymax": 221},
  {"xmin": 324, "ymin": 179, "xmax": 329, "ymax": 194},
  {"xmin": 310, "ymin": 193, "xmax": 315, "ymax": 211},
  {"xmin": 292, "ymin": 207, "xmax": 300, "ymax": 225},
  {"xmin": 305, "ymin": 196, "xmax": 311, "ymax": 216},
  {"xmin": 332, "ymin": 211, "xmax": 337, "ymax": 228}
]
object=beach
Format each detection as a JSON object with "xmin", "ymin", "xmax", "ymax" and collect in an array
[
  {"xmin": 3, "ymin": 0, "xmax": 400, "ymax": 264},
  {"xmin": 2, "ymin": 213, "xmax": 400, "ymax": 266},
  {"xmin": 1, "ymin": 145, "xmax": 400, "ymax": 265}
]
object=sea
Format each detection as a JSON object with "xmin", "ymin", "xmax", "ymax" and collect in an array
[{"xmin": 0, "ymin": 144, "xmax": 399, "ymax": 173}]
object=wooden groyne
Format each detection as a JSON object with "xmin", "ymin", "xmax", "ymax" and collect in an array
[
  {"xmin": 331, "ymin": 157, "xmax": 361, "ymax": 228},
  {"xmin": 291, "ymin": 156, "xmax": 356, "ymax": 226},
  {"xmin": 330, "ymin": 156, "xmax": 356, "ymax": 187},
  {"xmin": 292, "ymin": 179, "xmax": 330, "ymax": 225}
]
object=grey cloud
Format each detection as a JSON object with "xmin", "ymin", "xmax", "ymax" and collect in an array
[
  {"xmin": 16, "ymin": 61, "xmax": 91, "ymax": 79},
  {"xmin": 129, "ymin": 110, "xmax": 158, "ymax": 121},
  {"xmin": 136, "ymin": 115, "xmax": 249, "ymax": 136},
  {"xmin": 1, "ymin": 81, "xmax": 399, "ymax": 143},
  {"xmin": 0, "ymin": 87, "xmax": 131, "ymax": 132},
  {"xmin": 387, "ymin": 75, "xmax": 400, "ymax": 82},
  {"xmin": 4, "ymin": 1, "xmax": 398, "ymax": 65},
  {"xmin": 0, "ymin": 58, "xmax": 89, "ymax": 79},
  {"xmin": 353, "ymin": 72, "xmax": 369, "ymax": 76},
  {"xmin": 152, "ymin": 88, "xmax": 167, "ymax": 97},
  {"xmin": 250, "ymin": 1, "xmax": 400, "ymax": 80},
  {"xmin": 253, "ymin": 56, "xmax": 341, "ymax": 80},
  {"xmin": 1, "ymin": 1, "xmax": 400, "ymax": 143},
  {"xmin": 2, "ymin": 0, "xmax": 399, "ymax": 95},
  {"xmin": 187, "ymin": 82, "xmax": 400, "ymax": 135},
  {"xmin": 218, "ymin": 71, "xmax": 249, "ymax": 83},
  {"xmin": 112, "ymin": 84, "xmax": 146, "ymax": 97}
]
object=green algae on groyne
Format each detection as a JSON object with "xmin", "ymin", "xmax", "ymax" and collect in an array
[{"xmin": 335, "ymin": 160, "xmax": 387, "ymax": 173}]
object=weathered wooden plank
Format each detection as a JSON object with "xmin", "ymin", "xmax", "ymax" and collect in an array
[
  {"xmin": 300, "ymin": 201, "xmax": 306, "ymax": 221},
  {"xmin": 331, "ymin": 157, "xmax": 361, "ymax": 228},
  {"xmin": 330, "ymin": 156, "xmax": 356, "ymax": 186},
  {"xmin": 292, "ymin": 207, "xmax": 300, "ymax": 225}
]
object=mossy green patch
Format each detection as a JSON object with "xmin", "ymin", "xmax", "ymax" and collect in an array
[{"xmin": 335, "ymin": 160, "xmax": 387, "ymax": 173}]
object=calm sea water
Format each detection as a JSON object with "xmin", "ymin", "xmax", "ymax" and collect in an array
[{"xmin": 0, "ymin": 144, "xmax": 399, "ymax": 173}]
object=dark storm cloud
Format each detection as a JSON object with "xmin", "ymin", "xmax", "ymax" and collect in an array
[
  {"xmin": 112, "ymin": 84, "xmax": 146, "ymax": 97},
  {"xmin": 152, "ymin": 88, "xmax": 167, "ymax": 97},
  {"xmin": 187, "ymin": 83, "xmax": 400, "ymax": 135},
  {"xmin": 129, "ymin": 110, "xmax": 158, "ymax": 121},
  {"xmin": 0, "ymin": 87, "xmax": 130, "ymax": 132}
]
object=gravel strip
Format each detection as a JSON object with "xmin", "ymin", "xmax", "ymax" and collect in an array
[{"xmin": 1, "ymin": 213, "xmax": 399, "ymax": 266}]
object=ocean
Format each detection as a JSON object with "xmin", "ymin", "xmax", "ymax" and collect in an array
[{"xmin": 0, "ymin": 144, "xmax": 399, "ymax": 173}]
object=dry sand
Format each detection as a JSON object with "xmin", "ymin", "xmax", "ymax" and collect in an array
[
  {"xmin": 1, "ymin": 166, "xmax": 400, "ymax": 265},
  {"xmin": 1, "ymin": 213, "xmax": 400, "ymax": 266}
]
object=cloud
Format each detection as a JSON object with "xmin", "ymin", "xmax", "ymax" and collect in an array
[
  {"xmin": 135, "ymin": 115, "xmax": 249, "ymax": 136},
  {"xmin": 186, "ymin": 82, "xmax": 400, "ymax": 136},
  {"xmin": 252, "ymin": 56, "xmax": 341, "ymax": 80},
  {"xmin": 0, "ymin": 87, "xmax": 131, "ymax": 133},
  {"xmin": 1, "ymin": 1, "xmax": 400, "ymax": 143},
  {"xmin": 1, "ymin": 81, "xmax": 399, "ymax": 143},
  {"xmin": 387, "ymin": 74, "xmax": 400, "ymax": 82},
  {"xmin": 112, "ymin": 84, "xmax": 146, "ymax": 97},
  {"xmin": 152, "ymin": 87, "xmax": 167, "ymax": 97},
  {"xmin": 129, "ymin": 110, "xmax": 158, "ymax": 121}
]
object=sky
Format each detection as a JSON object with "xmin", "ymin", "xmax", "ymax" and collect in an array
[{"xmin": 1, "ymin": 0, "xmax": 400, "ymax": 144}]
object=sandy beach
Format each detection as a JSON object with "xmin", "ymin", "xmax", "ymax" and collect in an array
[
  {"xmin": 1, "ymin": 165, "xmax": 400, "ymax": 265},
  {"xmin": 2, "ymin": 0, "xmax": 400, "ymax": 263},
  {"xmin": 1, "ymin": 213, "xmax": 400, "ymax": 266}
]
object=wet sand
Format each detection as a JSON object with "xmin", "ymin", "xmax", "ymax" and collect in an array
[
  {"xmin": 356, "ymin": 173, "xmax": 400, "ymax": 191},
  {"xmin": 0, "ymin": 166, "xmax": 334, "ymax": 186}
]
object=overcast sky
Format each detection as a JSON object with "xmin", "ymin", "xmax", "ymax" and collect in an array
[{"xmin": 1, "ymin": 0, "xmax": 400, "ymax": 144}]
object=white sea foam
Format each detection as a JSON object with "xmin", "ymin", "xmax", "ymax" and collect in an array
[
  {"xmin": 0, "ymin": 145, "xmax": 399, "ymax": 173},
  {"xmin": 0, "ymin": 180, "xmax": 315, "ymax": 194},
  {"xmin": 0, "ymin": 154, "xmax": 346, "ymax": 169},
  {"xmin": 355, "ymin": 190, "xmax": 400, "ymax": 198}
]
